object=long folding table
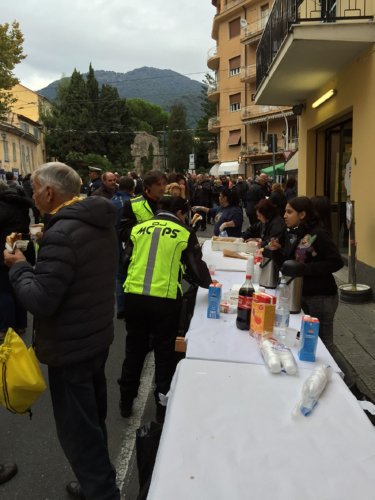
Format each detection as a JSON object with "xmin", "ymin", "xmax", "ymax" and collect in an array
[
  {"xmin": 148, "ymin": 240, "xmax": 369, "ymax": 499},
  {"xmin": 148, "ymin": 359, "xmax": 375, "ymax": 500}
]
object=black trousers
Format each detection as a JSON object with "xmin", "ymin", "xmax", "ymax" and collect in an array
[
  {"xmin": 48, "ymin": 350, "xmax": 120, "ymax": 500},
  {"xmin": 119, "ymin": 294, "xmax": 182, "ymax": 404}
]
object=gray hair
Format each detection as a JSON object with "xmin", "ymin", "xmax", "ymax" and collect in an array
[{"xmin": 32, "ymin": 162, "xmax": 81, "ymax": 197}]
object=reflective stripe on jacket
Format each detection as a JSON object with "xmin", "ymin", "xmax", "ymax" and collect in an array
[
  {"xmin": 130, "ymin": 195, "xmax": 154, "ymax": 224},
  {"xmin": 124, "ymin": 218, "xmax": 190, "ymax": 299}
]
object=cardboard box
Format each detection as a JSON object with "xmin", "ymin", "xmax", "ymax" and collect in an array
[
  {"xmin": 207, "ymin": 283, "xmax": 222, "ymax": 319},
  {"xmin": 175, "ymin": 337, "xmax": 187, "ymax": 353},
  {"xmin": 298, "ymin": 315, "xmax": 320, "ymax": 362},
  {"xmin": 250, "ymin": 292, "xmax": 276, "ymax": 336}
]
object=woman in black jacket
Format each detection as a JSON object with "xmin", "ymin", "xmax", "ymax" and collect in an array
[
  {"xmin": 242, "ymin": 198, "xmax": 286, "ymax": 249},
  {"xmin": 270, "ymin": 196, "xmax": 343, "ymax": 353}
]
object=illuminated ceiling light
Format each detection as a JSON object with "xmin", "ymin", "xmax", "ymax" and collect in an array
[{"xmin": 312, "ymin": 89, "xmax": 337, "ymax": 109}]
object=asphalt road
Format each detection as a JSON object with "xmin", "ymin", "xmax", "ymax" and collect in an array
[{"xmin": 0, "ymin": 314, "xmax": 156, "ymax": 500}]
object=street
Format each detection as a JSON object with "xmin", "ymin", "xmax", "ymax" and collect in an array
[{"xmin": 0, "ymin": 314, "xmax": 156, "ymax": 500}]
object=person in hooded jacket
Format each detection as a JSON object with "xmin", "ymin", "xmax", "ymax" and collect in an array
[
  {"xmin": 0, "ymin": 181, "xmax": 34, "ymax": 335},
  {"xmin": 4, "ymin": 163, "xmax": 120, "ymax": 500}
]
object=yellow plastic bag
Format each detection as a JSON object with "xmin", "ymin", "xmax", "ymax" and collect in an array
[{"xmin": 0, "ymin": 328, "xmax": 47, "ymax": 414}]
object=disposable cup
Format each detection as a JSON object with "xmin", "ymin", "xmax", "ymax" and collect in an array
[
  {"xmin": 30, "ymin": 224, "xmax": 44, "ymax": 236},
  {"xmin": 208, "ymin": 264, "xmax": 216, "ymax": 276}
]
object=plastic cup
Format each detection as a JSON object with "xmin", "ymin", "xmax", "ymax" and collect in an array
[
  {"xmin": 284, "ymin": 327, "xmax": 298, "ymax": 348},
  {"xmin": 29, "ymin": 224, "xmax": 44, "ymax": 236},
  {"xmin": 208, "ymin": 264, "xmax": 216, "ymax": 276}
]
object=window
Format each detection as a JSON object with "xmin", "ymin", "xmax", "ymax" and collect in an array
[
  {"xmin": 2, "ymin": 137, "xmax": 9, "ymax": 162},
  {"xmin": 229, "ymin": 56, "xmax": 241, "ymax": 76},
  {"xmin": 21, "ymin": 144, "xmax": 26, "ymax": 171},
  {"xmin": 30, "ymin": 148, "xmax": 34, "ymax": 169},
  {"xmin": 228, "ymin": 129, "xmax": 241, "ymax": 147},
  {"xmin": 12, "ymin": 142, "xmax": 17, "ymax": 161},
  {"xmin": 33, "ymin": 126, "xmax": 39, "ymax": 139},
  {"xmin": 20, "ymin": 122, "xmax": 29, "ymax": 134},
  {"xmin": 229, "ymin": 17, "xmax": 241, "ymax": 38},
  {"xmin": 229, "ymin": 93, "xmax": 241, "ymax": 112}
]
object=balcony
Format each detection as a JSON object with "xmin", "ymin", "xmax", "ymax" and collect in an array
[
  {"xmin": 208, "ymin": 149, "xmax": 219, "ymax": 163},
  {"xmin": 208, "ymin": 116, "xmax": 221, "ymax": 133},
  {"xmin": 241, "ymin": 104, "xmax": 292, "ymax": 121},
  {"xmin": 240, "ymin": 16, "xmax": 269, "ymax": 44},
  {"xmin": 207, "ymin": 46, "xmax": 220, "ymax": 70},
  {"xmin": 255, "ymin": 0, "xmax": 375, "ymax": 106},
  {"xmin": 223, "ymin": 0, "xmax": 243, "ymax": 12},
  {"xmin": 207, "ymin": 82, "xmax": 220, "ymax": 102},
  {"xmin": 240, "ymin": 64, "xmax": 256, "ymax": 82}
]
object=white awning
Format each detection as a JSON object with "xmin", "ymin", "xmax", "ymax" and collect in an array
[
  {"xmin": 209, "ymin": 163, "xmax": 220, "ymax": 175},
  {"xmin": 218, "ymin": 161, "xmax": 245, "ymax": 176},
  {"xmin": 285, "ymin": 150, "xmax": 299, "ymax": 171}
]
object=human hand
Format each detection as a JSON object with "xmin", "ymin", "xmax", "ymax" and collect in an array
[
  {"xmin": 267, "ymin": 238, "xmax": 281, "ymax": 251},
  {"xmin": 3, "ymin": 248, "xmax": 26, "ymax": 267},
  {"xmin": 219, "ymin": 223, "xmax": 227, "ymax": 232}
]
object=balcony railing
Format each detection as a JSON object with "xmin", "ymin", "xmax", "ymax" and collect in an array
[
  {"xmin": 240, "ymin": 64, "xmax": 256, "ymax": 81},
  {"xmin": 223, "ymin": 0, "xmax": 242, "ymax": 12},
  {"xmin": 207, "ymin": 46, "xmax": 218, "ymax": 59},
  {"xmin": 241, "ymin": 16, "xmax": 269, "ymax": 41},
  {"xmin": 256, "ymin": 0, "xmax": 373, "ymax": 88},
  {"xmin": 208, "ymin": 116, "xmax": 221, "ymax": 131},
  {"xmin": 207, "ymin": 82, "xmax": 219, "ymax": 97},
  {"xmin": 241, "ymin": 143, "xmax": 270, "ymax": 154},
  {"xmin": 208, "ymin": 149, "xmax": 219, "ymax": 162},
  {"xmin": 241, "ymin": 104, "xmax": 287, "ymax": 120}
]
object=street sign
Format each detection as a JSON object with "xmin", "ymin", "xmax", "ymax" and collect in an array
[{"xmin": 189, "ymin": 153, "xmax": 195, "ymax": 170}]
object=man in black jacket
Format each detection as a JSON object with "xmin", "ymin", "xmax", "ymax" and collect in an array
[
  {"xmin": 119, "ymin": 169, "xmax": 167, "ymax": 242},
  {"xmin": 4, "ymin": 162, "xmax": 120, "ymax": 500}
]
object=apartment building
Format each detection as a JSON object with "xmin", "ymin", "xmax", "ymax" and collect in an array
[
  {"xmin": 255, "ymin": 0, "xmax": 375, "ymax": 290},
  {"xmin": 0, "ymin": 83, "xmax": 49, "ymax": 178},
  {"xmin": 208, "ymin": 0, "xmax": 299, "ymax": 178}
]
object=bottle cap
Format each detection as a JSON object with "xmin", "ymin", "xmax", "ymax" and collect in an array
[{"xmin": 245, "ymin": 274, "xmax": 252, "ymax": 279}]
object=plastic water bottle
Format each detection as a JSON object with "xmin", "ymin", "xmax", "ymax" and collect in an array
[
  {"xmin": 219, "ymin": 230, "xmax": 228, "ymax": 237},
  {"xmin": 274, "ymin": 277, "xmax": 290, "ymax": 343}
]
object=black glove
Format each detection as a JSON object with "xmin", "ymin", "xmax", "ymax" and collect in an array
[{"xmin": 281, "ymin": 259, "xmax": 305, "ymax": 277}]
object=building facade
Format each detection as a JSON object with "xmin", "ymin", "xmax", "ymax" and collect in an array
[
  {"xmin": 208, "ymin": 0, "xmax": 299, "ymax": 178},
  {"xmin": 0, "ymin": 83, "xmax": 49, "ymax": 178},
  {"xmin": 255, "ymin": 0, "xmax": 375, "ymax": 289}
]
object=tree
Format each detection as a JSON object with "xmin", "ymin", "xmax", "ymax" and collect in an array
[
  {"xmin": 0, "ymin": 21, "xmax": 25, "ymax": 117},
  {"xmin": 43, "ymin": 66, "xmax": 134, "ymax": 166},
  {"xmin": 127, "ymin": 99, "xmax": 168, "ymax": 135},
  {"xmin": 167, "ymin": 103, "xmax": 192, "ymax": 172}
]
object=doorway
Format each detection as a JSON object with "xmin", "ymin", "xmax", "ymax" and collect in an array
[{"xmin": 324, "ymin": 118, "xmax": 352, "ymax": 254}]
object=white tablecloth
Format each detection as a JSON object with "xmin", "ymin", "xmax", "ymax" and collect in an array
[
  {"xmin": 202, "ymin": 239, "xmax": 247, "ymax": 272},
  {"xmin": 148, "ymin": 359, "xmax": 375, "ymax": 500},
  {"xmin": 186, "ymin": 270, "xmax": 342, "ymax": 374}
]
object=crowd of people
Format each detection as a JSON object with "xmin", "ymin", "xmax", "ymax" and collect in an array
[{"xmin": 1, "ymin": 163, "xmax": 343, "ymax": 498}]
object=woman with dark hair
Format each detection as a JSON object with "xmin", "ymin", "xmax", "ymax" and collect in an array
[
  {"xmin": 270, "ymin": 196, "xmax": 343, "ymax": 353},
  {"xmin": 242, "ymin": 198, "xmax": 286, "ymax": 248},
  {"xmin": 192, "ymin": 187, "xmax": 243, "ymax": 237},
  {"xmin": 311, "ymin": 195, "xmax": 332, "ymax": 236},
  {"xmin": 284, "ymin": 176, "xmax": 297, "ymax": 201},
  {"xmin": 270, "ymin": 182, "xmax": 287, "ymax": 217}
]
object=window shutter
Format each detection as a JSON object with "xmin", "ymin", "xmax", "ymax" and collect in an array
[
  {"xmin": 229, "ymin": 56, "xmax": 241, "ymax": 70},
  {"xmin": 229, "ymin": 18, "xmax": 241, "ymax": 38}
]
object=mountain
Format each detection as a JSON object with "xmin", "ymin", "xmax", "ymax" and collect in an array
[{"xmin": 38, "ymin": 67, "xmax": 206, "ymax": 128}]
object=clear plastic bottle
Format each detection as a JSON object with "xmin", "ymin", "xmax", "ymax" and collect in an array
[
  {"xmin": 219, "ymin": 230, "xmax": 228, "ymax": 237},
  {"xmin": 274, "ymin": 277, "xmax": 290, "ymax": 342}
]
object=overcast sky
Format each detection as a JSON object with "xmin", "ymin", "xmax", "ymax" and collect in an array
[{"xmin": 3, "ymin": 0, "xmax": 214, "ymax": 91}]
